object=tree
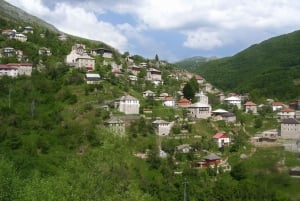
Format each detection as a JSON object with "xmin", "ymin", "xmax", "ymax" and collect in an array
[
  {"xmin": 155, "ymin": 54, "xmax": 159, "ymax": 62},
  {"xmin": 182, "ymin": 82, "xmax": 195, "ymax": 101}
]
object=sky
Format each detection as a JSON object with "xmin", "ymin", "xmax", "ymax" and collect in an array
[{"xmin": 4, "ymin": 0, "xmax": 300, "ymax": 62}]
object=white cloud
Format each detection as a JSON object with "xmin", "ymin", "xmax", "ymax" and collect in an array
[
  {"xmin": 5, "ymin": 0, "xmax": 300, "ymax": 58},
  {"xmin": 182, "ymin": 29, "xmax": 223, "ymax": 50}
]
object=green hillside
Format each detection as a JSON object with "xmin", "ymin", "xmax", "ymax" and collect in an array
[
  {"xmin": 174, "ymin": 56, "xmax": 218, "ymax": 72},
  {"xmin": 1, "ymin": 1, "xmax": 300, "ymax": 200},
  {"xmin": 191, "ymin": 31, "xmax": 300, "ymax": 101}
]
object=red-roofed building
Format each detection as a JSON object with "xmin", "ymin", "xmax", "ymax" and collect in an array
[
  {"xmin": 177, "ymin": 98, "xmax": 191, "ymax": 108},
  {"xmin": 213, "ymin": 133, "xmax": 230, "ymax": 148},
  {"xmin": 0, "ymin": 63, "xmax": 32, "ymax": 77},
  {"xmin": 272, "ymin": 102, "xmax": 283, "ymax": 111},
  {"xmin": 195, "ymin": 75, "xmax": 204, "ymax": 84},
  {"xmin": 112, "ymin": 69, "xmax": 123, "ymax": 77},
  {"xmin": 277, "ymin": 108, "xmax": 295, "ymax": 120},
  {"xmin": 163, "ymin": 96, "xmax": 175, "ymax": 107},
  {"xmin": 244, "ymin": 101, "xmax": 257, "ymax": 114}
]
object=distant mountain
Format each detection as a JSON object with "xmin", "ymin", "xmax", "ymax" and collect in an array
[
  {"xmin": 0, "ymin": 0, "xmax": 58, "ymax": 32},
  {"xmin": 191, "ymin": 31, "xmax": 300, "ymax": 101},
  {"xmin": 174, "ymin": 56, "xmax": 218, "ymax": 72}
]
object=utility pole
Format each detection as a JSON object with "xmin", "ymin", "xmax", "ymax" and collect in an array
[
  {"xmin": 8, "ymin": 85, "xmax": 12, "ymax": 109},
  {"xmin": 183, "ymin": 177, "xmax": 188, "ymax": 201}
]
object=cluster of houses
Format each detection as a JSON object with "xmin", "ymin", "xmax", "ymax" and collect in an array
[{"xmin": 0, "ymin": 63, "xmax": 32, "ymax": 77}]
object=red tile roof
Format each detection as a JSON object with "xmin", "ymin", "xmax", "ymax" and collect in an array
[
  {"xmin": 244, "ymin": 101, "xmax": 256, "ymax": 106},
  {"xmin": 178, "ymin": 98, "xmax": 191, "ymax": 104},
  {"xmin": 213, "ymin": 133, "xmax": 229, "ymax": 139},
  {"xmin": 272, "ymin": 101, "xmax": 283, "ymax": 106},
  {"xmin": 164, "ymin": 96, "xmax": 174, "ymax": 101},
  {"xmin": 280, "ymin": 108, "xmax": 295, "ymax": 112}
]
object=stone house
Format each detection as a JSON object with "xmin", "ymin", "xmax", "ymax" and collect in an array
[
  {"xmin": 104, "ymin": 117, "xmax": 125, "ymax": 135},
  {"xmin": 152, "ymin": 119, "xmax": 173, "ymax": 136},
  {"xmin": 212, "ymin": 109, "xmax": 236, "ymax": 123},
  {"xmin": 75, "ymin": 55, "xmax": 95, "ymax": 71},
  {"xmin": 280, "ymin": 118, "xmax": 300, "ymax": 139},
  {"xmin": 146, "ymin": 68, "xmax": 162, "ymax": 85},
  {"xmin": 66, "ymin": 44, "xmax": 95, "ymax": 71},
  {"xmin": 244, "ymin": 101, "xmax": 257, "ymax": 114},
  {"xmin": 115, "ymin": 95, "xmax": 140, "ymax": 115},
  {"xmin": 187, "ymin": 102, "xmax": 211, "ymax": 119},
  {"xmin": 91, "ymin": 48, "xmax": 113, "ymax": 58}
]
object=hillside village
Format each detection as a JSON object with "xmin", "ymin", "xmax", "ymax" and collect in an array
[
  {"xmin": 1, "ymin": 24, "xmax": 300, "ymax": 166},
  {"xmin": 1, "ymin": 17, "xmax": 300, "ymax": 200}
]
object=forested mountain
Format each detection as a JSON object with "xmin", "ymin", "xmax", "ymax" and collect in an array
[
  {"xmin": 174, "ymin": 56, "xmax": 218, "ymax": 72},
  {"xmin": 1, "ymin": 1, "xmax": 300, "ymax": 201},
  {"xmin": 187, "ymin": 31, "xmax": 300, "ymax": 102}
]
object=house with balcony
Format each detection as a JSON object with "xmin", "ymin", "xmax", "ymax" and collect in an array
[
  {"xmin": 277, "ymin": 108, "xmax": 296, "ymax": 120},
  {"xmin": 146, "ymin": 68, "xmax": 163, "ymax": 85},
  {"xmin": 224, "ymin": 96, "xmax": 242, "ymax": 109}
]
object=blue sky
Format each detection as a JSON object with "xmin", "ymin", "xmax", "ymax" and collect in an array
[{"xmin": 5, "ymin": 0, "xmax": 300, "ymax": 62}]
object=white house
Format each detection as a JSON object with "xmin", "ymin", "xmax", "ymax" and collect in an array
[
  {"xmin": 0, "ymin": 65, "xmax": 18, "ymax": 77},
  {"xmin": 163, "ymin": 96, "xmax": 175, "ymax": 107},
  {"xmin": 152, "ymin": 120, "xmax": 173, "ymax": 136},
  {"xmin": 224, "ymin": 96, "xmax": 242, "ymax": 109},
  {"xmin": 0, "ymin": 63, "xmax": 32, "ymax": 77},
  {"xmin": 85, "ymin": 73, "xmax": 101, "ymax": 84},
  {"xmin": 115, "ymin": 95, "xmax": 140, "ymax": 115},
  {"xmin": 213, "ymin": 133, "xmax": 230, "ymax": 148},
  {"xmin": 195, "ymin": 75, "xmax": 204, "ymax": 84},
  {"xmin": 244, "ymin": 101, "xmax": 257, "ymax": 114},
  {"xmin": 277, "ymin": 108, "xmax": 295, "ymax": 120},
  {"xmin": 23, "ymin": 26, "xmax": 33, "ymax": 34},
  {"xmin": 195, "ymin": 91, "xmax": 209, "ymax": 104},
  {"xmin": 12, "ymin": 33, "xmax": 27, "ymax": 42},
  {"xmin": 143, "ymin": 90, "xmax": 156, "ymax": 98},
  {"xmin": 272, "ymin": 102, "xmax": 284, "ymax": 111}
]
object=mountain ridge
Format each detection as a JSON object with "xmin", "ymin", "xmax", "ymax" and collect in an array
[
  {"xmin": 180, "ymin": 30, "xmax": 300, "ymax": 101},
  {"xmin": 0, "ymin": 0, "xmax": 58, "ymax": 32}
]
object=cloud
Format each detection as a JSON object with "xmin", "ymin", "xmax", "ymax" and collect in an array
[
  {"xmin": 5, "ymin": 0, "xmax": 129, "ymax": 51},
  {"xmin": 5, "ymin": 0, "xmax": 300, "ymax": 60},
  {"xmin": 182, "ymin": 29, "xmax": 223, "ymax": 50}
]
